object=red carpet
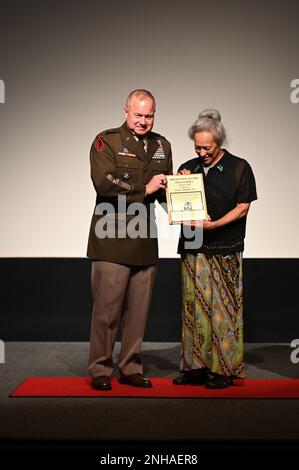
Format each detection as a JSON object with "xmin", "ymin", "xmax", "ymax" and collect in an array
[{"xmin": 9, "ymin": 377, "xmax": 299, "ymax": 398}]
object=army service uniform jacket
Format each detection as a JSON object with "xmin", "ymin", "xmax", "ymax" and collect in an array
[{"xmin": 87, "ymin": 122, "xmax": 173, "ymax": 266}]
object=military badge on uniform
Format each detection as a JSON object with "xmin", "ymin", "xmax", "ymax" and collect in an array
[
  {"xmin": 118, "ymin": 147, "xmax": 136, "ymax": 157},
  {"xmin": 152, "ymin": 139, "xmax": 166, "ymax": 160},
  {"xmin": 123, "ymin": 171, "xmax": 130, "ymax": 180},
  {"xmin": 95, "ymin": 134, "xmax": 105, "ymax": 152}
]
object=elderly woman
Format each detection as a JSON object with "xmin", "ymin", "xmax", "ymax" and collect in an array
[{"xmin": 173, "ymin": 109, "xmax": 257, "ymax": 389}]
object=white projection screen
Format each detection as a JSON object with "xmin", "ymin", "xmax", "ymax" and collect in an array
[{"xmin": 0, "ymin": 0, "xmax": 298, "ymax": 259}]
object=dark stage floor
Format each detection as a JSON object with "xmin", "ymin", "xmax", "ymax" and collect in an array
[{"xmin": 0, "ymin": 342, "xmax": 298, "ymax": 446}]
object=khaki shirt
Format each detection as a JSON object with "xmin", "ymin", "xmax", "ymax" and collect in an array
[{"xmin": 87, "ymin": 122, "xmax": 173, "ymax": 265}]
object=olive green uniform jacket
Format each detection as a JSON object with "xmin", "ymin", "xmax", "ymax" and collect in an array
[{"xmin": 87, "ymin": 122, "xmax": 173, "ymax": 265}]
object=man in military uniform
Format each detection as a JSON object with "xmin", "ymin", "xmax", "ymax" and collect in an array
[{"xmin": 87, "ymin": 89, "xmax": 173, "ymax": 390}]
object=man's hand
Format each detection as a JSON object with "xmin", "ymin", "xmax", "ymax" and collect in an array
[{"xmin": 145, "ymin": 174, "xmax": 167, "ymax": 195}]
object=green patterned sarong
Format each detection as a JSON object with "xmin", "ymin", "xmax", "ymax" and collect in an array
[{"xmin": 180, "ymin": 252, "xmax": 245, "ymax": 378}]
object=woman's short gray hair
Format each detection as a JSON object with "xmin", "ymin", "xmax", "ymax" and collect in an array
[{"xmin": 188, "ymin": 109, "xmax": 227, "ymax": 146}]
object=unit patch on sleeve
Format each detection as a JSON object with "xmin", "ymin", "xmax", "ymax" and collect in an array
[{"xmin": 95, "ymin": 134, "xmax": 105, "ymax": 152}]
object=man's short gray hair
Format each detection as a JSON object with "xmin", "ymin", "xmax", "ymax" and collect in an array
[
  {"xmin": 126, "ymin": 89, "xmax": 156, "ymax": 109},
  {"xmin": 188, "ymin": 109, "xmax": 227, "ymax": 146}
]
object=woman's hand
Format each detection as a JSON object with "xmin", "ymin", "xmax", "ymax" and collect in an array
[
  {"xmin": 203, "ymin": 215, "xmax": 216, "ymax": 230},
  {"xmin": 176, "ymin": 168, "xmax": 191, "ymax": 176},
  {"xmin": 183, "ymin": 215, "xmax": 216, "ymax": 230}
]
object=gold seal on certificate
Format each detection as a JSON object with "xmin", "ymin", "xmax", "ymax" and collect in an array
[{"xmin": 166, "ymin": 174, "xmax": 208, "ymax": 224}]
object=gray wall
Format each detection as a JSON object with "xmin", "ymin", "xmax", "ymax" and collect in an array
[{"xmin": 0, "ymin": 0, "xmax": 298, "ymax": 258}]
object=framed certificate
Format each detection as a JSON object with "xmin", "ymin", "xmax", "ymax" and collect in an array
[{"xmin": 165, "ymin": 173, "xmax": 208, "ymax": 224}]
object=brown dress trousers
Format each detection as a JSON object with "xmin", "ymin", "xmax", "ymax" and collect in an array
[{"xmin": 88, "ymin": 261, "xmax": 157, "ymax": 377}]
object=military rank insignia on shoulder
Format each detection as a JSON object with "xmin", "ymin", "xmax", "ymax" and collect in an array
[{"xmin": 152, "ymin": 131, "xmax": 168, "ymax": 142}]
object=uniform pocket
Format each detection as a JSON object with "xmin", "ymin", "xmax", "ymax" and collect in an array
[
  {"xmin": 115, "ymin": 157, "xmax": 140, "ymax": 182},
  {"xmin": 148, "ymin": 160, "xmax": 168, "ymax": 174}
]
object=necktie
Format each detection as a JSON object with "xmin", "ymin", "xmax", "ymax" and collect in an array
[{"xmin": 138, "ymin": 137, "xmax": 146, "ymax": 152}]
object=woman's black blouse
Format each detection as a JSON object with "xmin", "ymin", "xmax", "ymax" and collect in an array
[{"xmin": 177, "ymin": 150, "xmax": 257, "ymax": 255}]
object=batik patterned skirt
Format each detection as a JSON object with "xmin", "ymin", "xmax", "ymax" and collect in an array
[{"xmin": 180, "ymin": 252, "xmax": 245, "ymax": 378}]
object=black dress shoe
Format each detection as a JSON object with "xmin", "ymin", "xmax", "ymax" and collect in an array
[
  {"xmin": 173, "ymin": 373, "xmax": 191, "ymax": 385},
  {"xmin": 91, "ymin": 375, "xmax": 112, "ymax": 390},
  {"xmin": 205, "ymin": 374, "xmax": 233, "ymax": 389},
  {"xmin": 119, "ymin": 373, "xmax": 152, "ymax": 388},
  {"xmin": 173, "ymin": 369, "xmax": 207, "ymax": 385}
]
